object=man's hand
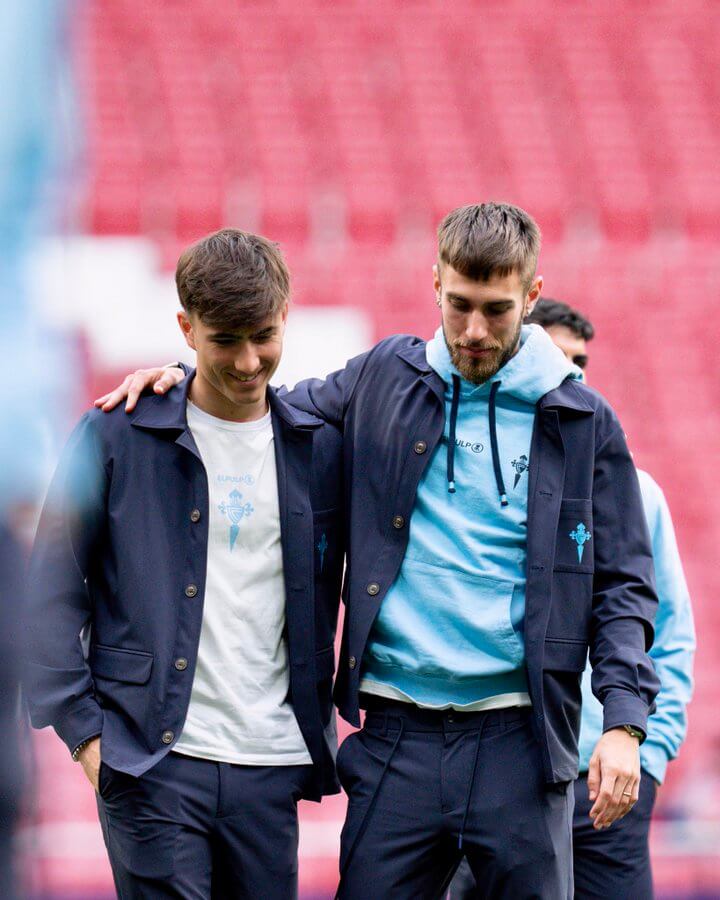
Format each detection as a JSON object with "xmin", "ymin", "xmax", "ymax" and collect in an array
[
  {"xmin": 77, "ymin": 737, "xmax": 102, "ymax": 792},
  {"xmin": 587, "ymin": 727, "xmax": 641, "ymax": 829},
  {"xmin": 94, "ymin": 366, "xmax": 184, "ymax": 413}
]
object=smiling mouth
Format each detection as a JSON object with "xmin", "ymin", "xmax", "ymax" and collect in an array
[{"xmin": 228, "ymin": 371, "xmax": 262, "ymax": 384}]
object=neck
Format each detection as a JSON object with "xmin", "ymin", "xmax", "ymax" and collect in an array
[{"xmin": 189, "ymin": 376, "xmax": 269, "ymax": 423}]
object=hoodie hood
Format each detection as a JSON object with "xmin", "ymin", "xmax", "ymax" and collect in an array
[
  {"xmin": 426, "ymin": 323, "xmax": 582, "ymax": 502},
  {"xmin": 425, "ymin": 323, "xmax": 582, "ymax": 403}
]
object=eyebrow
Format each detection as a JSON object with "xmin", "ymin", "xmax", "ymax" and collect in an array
[
  {"xmin": 445, "ymin": 293, "xmax": 515, "ymax": 305},
  {"xmin": 210, "ymin": 326, "xmax": 277, "ymax": 340}
]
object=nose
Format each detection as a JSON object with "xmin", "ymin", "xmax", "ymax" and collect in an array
[
  {"xmin": 233, "ymin": 344, "xmax": 260, "ymax": 375},
  {"xmin": 465, "ymin": 311, "xmax": 488, "ymax": 343}
]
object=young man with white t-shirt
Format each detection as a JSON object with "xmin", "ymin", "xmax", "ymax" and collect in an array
[{"xmin": 24, "ymin": 229, "xmax": 345, "ymax": 898}]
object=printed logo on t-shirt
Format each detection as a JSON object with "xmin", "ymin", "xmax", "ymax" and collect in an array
[{"xmin": 218, "ymin": 488, "xmax": 255, "ymax": 551}]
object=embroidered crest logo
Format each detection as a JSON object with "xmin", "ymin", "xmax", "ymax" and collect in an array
[
  {"xmin": 569, "ymin": 522, "xmax": 592, "ymax": 563},
  {"xmin": 511, "ymin": 454, "xmax": 529, "ymax": 488},
  {"xmin": 317, "ymin": 533, "xmax": 328, "ymax": 573},
  {"xmin": 218, "ymin": 489, "xmax": 255, "ymax": 551}
]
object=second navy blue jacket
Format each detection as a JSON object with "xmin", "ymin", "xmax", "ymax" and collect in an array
[
  {"xmin": 24, "ymin": 376, "xmax": 345, "ymax": 801},
  {"xmin": 287, "ymin": 335, "xmax": 661, "ymax": 783}
]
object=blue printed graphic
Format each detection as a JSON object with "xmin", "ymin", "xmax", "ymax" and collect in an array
[
  {"xmin": 218, "ymin": 488, "xmax": 255, "ymax": 551},
  {"xmin": 569, "ymin": 522, "xmax": 592, "ymax": 563},
  {"xmin": 317, "ymin": 533, "xmax": 328, "ymax": 573},
  {"xmin": 511, "ymin": 454, "xmax": 529, "ymax": 489}
]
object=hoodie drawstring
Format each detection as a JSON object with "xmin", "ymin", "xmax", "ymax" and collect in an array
[
  {"xmin": 446, "ymin": 375, "xmax": 461, "ymax": 493},
  {"xmin": 447, "ymin": 377, "xmax": 508, "ymax": 507},
  {"xmin": 488, "ymin": 380, "xmax": 509, "ymax": 507}
]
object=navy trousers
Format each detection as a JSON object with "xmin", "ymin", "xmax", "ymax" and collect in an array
[
  {"xmin": 337, "ymin": 700, "xmax": 573, "ymax": 900},
  {"xmin": 96, "ymin": 752, "xmax": 312, "ymax": 899},
  {"xmin": 572, "ymin": 770, "xmax": 656, "ymax": 899},
  {"xmin": 449, "ymin": 769, "xmax": 657, "ymax": 900}
]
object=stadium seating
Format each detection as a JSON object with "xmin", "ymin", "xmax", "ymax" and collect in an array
[{"xmin": 31, "ymin": 1, "xmax": 718, "ymax": 895}]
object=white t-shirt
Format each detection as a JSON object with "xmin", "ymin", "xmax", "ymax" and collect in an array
[{"xmin": 173, "ymin": 401, "xmax": 311, "ymax": 765}]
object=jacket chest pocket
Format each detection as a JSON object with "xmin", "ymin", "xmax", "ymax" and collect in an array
[
  {"xmin": 554, "ymin": 499, "xmax": 594, "ymax": 574},
  {"xmin": 313, "ymin": 508, "xmax": 343, "ymax": 583}
]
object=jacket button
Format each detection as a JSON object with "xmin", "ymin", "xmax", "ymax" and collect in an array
[
  {"xmin": 185, "ymin": 584, "xmax": 198, "ymax": 598},
  {"xmin": 349, "ymin": 656, "xmax": 357, "ymax": 669},
  {"xmin": 190, "ymin": 509, "xmax": 201, "ymax": 523},
  {"xmin": 367, "ymin": 582, "xmax": 380, "ymax": 596},
  {"xmin": 174, "ymin": 658, "xmax": 188, "ymax": 671},
  {"xmin": 392, "ymin": 515, "xmax": 405, "ymax": 529},
  {"xmin": 161, "ymin": 730, "xmax": 174, "ymax": 744},
  {"xmin": 414, "ymin": 441, "xmax": 427, "ymax": 454}
]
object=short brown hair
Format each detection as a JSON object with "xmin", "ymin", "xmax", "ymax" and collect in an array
[
  {"xmin": 437, "ymin": 202, "xmax": 541, "ymax": 291},
  {"xmin": 175, "ymin": 228, "xmax": 290, "ymax": 330}
]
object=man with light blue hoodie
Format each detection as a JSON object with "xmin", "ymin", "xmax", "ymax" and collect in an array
[
  {"xmin": 537, "ymin": 300, "xmax": 695, "ymax": 897},
  {"xmin": 450, "ymin": 298, "xmax": 695, "ymax": 898},
  {"xmin": 100, "ymin": 204, "xmax": 660, "ymax": 898}
]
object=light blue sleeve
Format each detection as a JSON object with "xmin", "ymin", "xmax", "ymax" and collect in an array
[{"xmin": 636, "ymin": 470, "xmax": 696, "ymax": 784}]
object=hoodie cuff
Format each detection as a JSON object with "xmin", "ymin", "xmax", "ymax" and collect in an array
[
  {"xmin": 640, "ymin": 741, "xmax": 670, "ymax": 785},
  {"xmin": 55, "ymin": 699, "xmax": 104, "ymax": 758}
]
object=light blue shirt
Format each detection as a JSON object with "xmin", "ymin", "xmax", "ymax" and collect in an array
[{"xmin": 578, "ymin": 469, "xmax": 695, "ymax": 783}]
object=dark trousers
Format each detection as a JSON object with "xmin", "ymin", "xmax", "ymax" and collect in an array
[
  {"xmin": 96, "ymin": 752, "xmax": 312, "ymax": 900},
  {"xmin": 450, "ymin": 769, "xmax": 657, "ymax": 900},
  {"xmin": 337, "ymin": 701, "xmax": 573, "ymax": 900},
  {"xmin": 572, "ymin": 770, "xmax": 656, "ymax": 899}
]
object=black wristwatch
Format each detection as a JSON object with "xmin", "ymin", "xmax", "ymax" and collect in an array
[{"xmin": 622, "ymin": 724, "xmax": 644, "ymax": 741}]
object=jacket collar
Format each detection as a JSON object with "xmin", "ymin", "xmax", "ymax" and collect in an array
[
  {"xmin": 539, "ymin": 379, "xmax": 595, "ymax": 414},
  {"xmin": 397, "ymin": 339, "xmax": 594, "ymax": 415},
  {"xmin": 396, "ymin": 340, "xmax": 433, "ymax": 375},
  {"xmin": 129, "ymin": 373, "xmax": 324, "ymax": 432}
]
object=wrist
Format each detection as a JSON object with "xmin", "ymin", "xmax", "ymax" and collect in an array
[
  {"xmin": 620, "ymin": 724, "xmax": 644, "ymax": 742},
  {"xmin": 72, "ymin": 735, "xmax": 100, "ymax": 762}
]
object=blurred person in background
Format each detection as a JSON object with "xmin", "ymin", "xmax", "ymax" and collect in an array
[
  {"xmin": 104, "ymin": 203, "xmax": 660, "ymax": 899},
  {"xmin": 0, "ymin": 1, "xmax": 73, "ymax": 897},
  {"xmin": 24, "ymin": 230, "xmax": 345, "ymax": 899},
  {"xmin": 450, "ymin": 299, "xmax": 696, "ymax": 899},
  {"xmin": 0, "ymin": 523, "xmax": 25, "ymax": 900}
]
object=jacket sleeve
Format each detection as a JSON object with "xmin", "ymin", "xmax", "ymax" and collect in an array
[
  {"xmin": 588, "ymin": 417, "xmax": 661, "ymax": 739},
  {"xmin": 283, "ymin": 346, "xmax": 376, "ymax": 429},
  {"xmin": 24, "ymin": 412, "xmax": 108, "ymax": 756},
  {"xmin": 638, "ymin": 475, "xmax": 695, "ymax": 782}
]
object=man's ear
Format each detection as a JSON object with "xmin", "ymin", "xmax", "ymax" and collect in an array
[
  {"xmin": 177, "ymin": 311, "xmax": 197, "ymax": 351},
  {"xmin": 525, "ymin": 275, "xmax": 543, "ymax": 316}
]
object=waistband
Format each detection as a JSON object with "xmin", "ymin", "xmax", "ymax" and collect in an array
[{"xmin": 361, "ymin": 695, "xmax": 531, "ymax": 734}]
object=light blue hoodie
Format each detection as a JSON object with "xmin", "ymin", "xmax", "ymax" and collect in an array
[
  {"xmin": 360, "ymin": 325, "xmax": 580, "ymax": 709},
  {"xmin": 578, "ymin": 469, "xmax": 695, "ymax": 783}
]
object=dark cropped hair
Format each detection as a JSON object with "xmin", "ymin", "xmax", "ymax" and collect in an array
[
  {"xmin": 526, "ymin": 298, "xmax": 595, "ymax": 341},
  {"xmin": 437, "ymin": 202, "xmax": 541, "ymax": 291},
  {"xmin": 175, "ymin": 228, "xmax": 290, "ymax": 330}
]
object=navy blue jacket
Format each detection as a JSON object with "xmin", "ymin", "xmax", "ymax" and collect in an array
[
  {"xmin": 24, "ymin": 376, "xmax": 344, "ymax": 801},
  {"xmin": 287, "ymin": 335, "xmax": 660, "ymax": 783}
]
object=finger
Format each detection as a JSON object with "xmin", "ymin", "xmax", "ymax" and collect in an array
[
  {"xmin": 99, "ymin": 375, "xmax": 134, "ymax": 413},
  {"xmin": 587, "ymin": 756, "xmax": 600, "ymax": 802},
  {"xmin": 100, "ymin": 390, "xmax": 127, "ymax": 412},
  {"xmin": 589, "ymin": 772, "xmax": 617, "ymax": 829},
  {"xmin": 124, "ymin": 376, "xmax": 147, "ymax": 412},
  {"xmin": 153, "ymin": 370, "xmax": 180, "ymax": 394},
  {"xmin": 94, "ymin": 393, "xmax": 111, "ymax": 408},
  {"xmin": 613, "ymin": 774, "xmax": 634, "ymax": 809}
]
